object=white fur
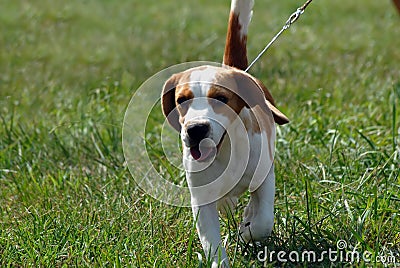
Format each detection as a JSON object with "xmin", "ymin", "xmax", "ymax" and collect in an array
[{"xmin": 230, "ymin": 0, "xmax": 254, "ymax": 38}]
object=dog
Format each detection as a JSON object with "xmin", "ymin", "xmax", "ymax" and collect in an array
[
  {"xmin": 161, "ymin": 0, "xmax": 288, "ymax": 266},
  {"xmin": 158, "ymin": 0, "xmax": 400, "ymax": 266}
]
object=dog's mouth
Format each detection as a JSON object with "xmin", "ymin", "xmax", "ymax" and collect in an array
[
  {"xmin": 189, "ymin": 131, "xmax": 227, "ymax": 161},
  {"xmin": 190, "ymin": 144, "xmax": 214, "ymax": 161}
]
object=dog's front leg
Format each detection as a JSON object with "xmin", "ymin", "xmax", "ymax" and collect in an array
[
  {"xmin": 240, "ymin": 166, "xmax": 275, "ymax": 243},
  {"xmin": 192, "ymin": 202, "xmax": 229, "ymax": 268}
]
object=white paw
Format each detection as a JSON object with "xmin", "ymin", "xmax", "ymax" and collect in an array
[{"xmin": 239, "ymin": 219, "xmax": 273, "ymax": 243}]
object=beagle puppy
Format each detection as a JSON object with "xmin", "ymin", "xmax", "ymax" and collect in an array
[{"xmin": 161, "ymin": 0, "xmax": 288, "ymax": 266}]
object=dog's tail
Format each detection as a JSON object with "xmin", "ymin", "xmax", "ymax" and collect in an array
[
  {"xmin": 223, "ymin": 0, "xmax": 254, "ymax": 70},
  {"xmin": 393, "ymin": 0, "xmax": 400, "ymax": 14}
]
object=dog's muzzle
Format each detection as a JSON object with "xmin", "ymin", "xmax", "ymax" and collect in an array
[
  {"xmin": 185, "ymin": 122, "xmax": 213, "ymax": 161},
  {"xmin": 185, "ymin": 122, "xmax": 227, "ymax": 162},
  {"xmin": 186, "ymin": 123, "xmax": 210, "ymax": 145}
]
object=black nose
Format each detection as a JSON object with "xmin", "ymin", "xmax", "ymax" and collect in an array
[{"xmin": 186, "ymin": 123, "xmax": 210, "ymax": 143}]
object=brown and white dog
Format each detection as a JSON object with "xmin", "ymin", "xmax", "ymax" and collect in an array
[
  {"xmin": 161, "ymin": 0, "xmax": 288, "ymax": 266},
  {"xmin": 159, "ymin": 0, "xmax": 400, "ymax": 266}
]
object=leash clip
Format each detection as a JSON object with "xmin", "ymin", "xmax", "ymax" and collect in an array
[{"xmin": 284, "ymin": 8, "xmax": 304, "ymax": 30}]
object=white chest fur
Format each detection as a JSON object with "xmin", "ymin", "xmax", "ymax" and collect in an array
[{"xmin": 184, "ymin": 106, "xmax": 275, "ymax": 207}]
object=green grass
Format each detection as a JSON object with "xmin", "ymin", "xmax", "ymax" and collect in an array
[{"xmin": 1, "ymin": 0, "xmax": 399, "ymax": 267}]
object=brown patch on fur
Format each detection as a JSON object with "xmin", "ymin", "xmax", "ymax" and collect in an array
[
  {"xmin": 228, "ymin": 69, "xmax": 289, "ymax": 125},
  {"xmin": 207, "ymin": 68, "xmax": 289, "ymax": 127},
  {"xmin": 207, "ymin": 85, "xmax": 246, "ymax": 116},
  {"xmin": 161, "ymin": 71, "xmax": 192, "ymax": 131},
  {"xmin": 262, "ymin": 110, "xmax": 274, "ymax": 161},
  {"xmin": 248, "ymin": 109, "xmax": 261, "ymax": 134},
  {"xmin": 223, "ymin": 12, "xmax": 248, "ymax": 70},
  {"xmin": 176, "ymin": 84, "xmax": 194, "ymax": 103},
  {"xmin": 393, "ymin": 0, "xmax": 400, "ymax": 13},
  {"xmin": 252, "ymin": 111, "xmax": 261, "ymax": 134},
  {"xmin": 175, "ymin": 84, "xmax": 194, "ymax": 124},
  {"xmin": 252, "ymin": 105, "xmax": 274, "ymax": 160}
]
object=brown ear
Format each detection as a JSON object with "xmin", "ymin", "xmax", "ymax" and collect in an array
[
  {"xmin": 231, "ymin": 70, "xmax": 289, "ymax": 125},
  {"xmin": 253, "ymin": 77, "xmax": 289, "ymax": 125},
  {"xmin": 161, "ymin": 73, "xmax": 182, "ymax": 132}
]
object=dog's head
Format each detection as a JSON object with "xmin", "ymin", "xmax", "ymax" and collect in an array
[{"xmin": 161, "ymin": 65, "xmax": 288, "ymax": 162}]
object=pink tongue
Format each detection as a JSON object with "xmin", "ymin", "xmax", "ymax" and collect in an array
[
  {"xmin": 190, "ymin": 146, "xmax": 201, "ymax": 160},
  {"xmin": 190, "ymin": 144, "xmax": 213, "ymax": 161}
]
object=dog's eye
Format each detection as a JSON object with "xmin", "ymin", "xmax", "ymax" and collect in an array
[
  {"xmin": 177, "ymin": 96, "xmax": 189, "ymax": 105},
  {"xmin": 214, "ymin": 95, "xmax": 228, "ymax": 104}
]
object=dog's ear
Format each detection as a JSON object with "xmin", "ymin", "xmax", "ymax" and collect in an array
[
  {"xmin": 161, "ymin": 73, "xmax": 182, "ymax": 132},
  {"xmin": 253, "ymin": 77, "xmax": 289, "ymax": 125},
  {"xmin": 231, "ymin": 70, "xmax": 289, "ymax": 125}
]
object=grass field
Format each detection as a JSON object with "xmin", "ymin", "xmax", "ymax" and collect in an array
[{"xmin": 1, "ymin": 0, "xmax": 399, "ymax": 267}]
